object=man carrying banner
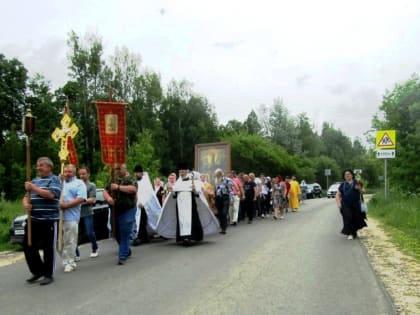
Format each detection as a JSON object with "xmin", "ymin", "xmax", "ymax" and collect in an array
[
  {"xmin": 23, "ymin": 157, "xmax": 61, "ymax": 285},
  {"xmin": 132, "ymin": 165, "xmax": 162, "ymax": 246},
  {"xmin": 103, "ymin": 164, "xmax": 137, "ymax": 265},
  {"xmin": 156, "ymin": 162, "xmax": 219, "ymax": 246}
]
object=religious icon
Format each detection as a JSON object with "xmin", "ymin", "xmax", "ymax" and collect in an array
[
  {"xmin": 105, "ymin": 114, "xmax": 118, "ymax": 134},
  {"xmin": 195, "ymin": 142, "xmax": 231, "ymax": 183}
]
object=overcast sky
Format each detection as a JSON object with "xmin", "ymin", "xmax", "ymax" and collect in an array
[{"xmin": 2, "ymin": 0, "xmax": 420, "ymax": 142}]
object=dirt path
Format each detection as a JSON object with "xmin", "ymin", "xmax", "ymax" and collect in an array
[{"xmin": 359, "ymin": 218, "xmax": 420, "ymax": 315}]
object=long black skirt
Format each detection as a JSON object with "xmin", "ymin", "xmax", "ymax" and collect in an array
[{"xmin": 341, "ymin": 205, "xmax": 367, "ymax": 236}]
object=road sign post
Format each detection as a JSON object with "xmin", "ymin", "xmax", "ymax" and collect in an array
[
  {"xmin": 376, "ymin": 130, "xmax": 396, "ymax": 199},
  {"xmin": 324, "ymin": 169, "xmax": 331, "ymax": 191}
]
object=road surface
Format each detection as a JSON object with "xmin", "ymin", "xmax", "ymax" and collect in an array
[{"xmin": 0, "ymin": 197, "xmax": 395, "ymax": 315}]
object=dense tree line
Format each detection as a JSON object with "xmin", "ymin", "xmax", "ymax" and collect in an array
[{"xmin": 0, "ymin": 30, "xmax": 417, "ymax": 200}]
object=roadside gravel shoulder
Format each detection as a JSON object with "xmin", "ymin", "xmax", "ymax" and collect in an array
[{"xmin": 359, "ymin": 218, "xmax": 420, "ymax": 315}]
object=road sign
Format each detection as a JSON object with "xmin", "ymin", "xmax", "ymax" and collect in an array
[
  {"xmin": 324, "ymin": 169, "xmax": 331, "ymax": 176},
  {"xmin": 376, "ymin": 150, "xmax": 396, "ymax": 159},
  {"xmin": 376, "ymin": 130, "xmax": 396, "ymax": 149}
]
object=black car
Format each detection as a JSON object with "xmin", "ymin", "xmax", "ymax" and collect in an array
[
  {"xmin": 10, "ymin": 189, "xmax": 111, "ymax": 245},
  {"xmin": 306, "ymin": 183, "xmax": 322, "ymax": 198}
]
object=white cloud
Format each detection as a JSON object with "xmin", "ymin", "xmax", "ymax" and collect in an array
[{"xmin": 1, "ymin": 0, "xmax": 420, "ymax": 142}]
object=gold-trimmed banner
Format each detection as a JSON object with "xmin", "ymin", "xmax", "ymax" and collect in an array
[{"xmin": 95, "ymin": 101, "xmax": 127, "ymax": 166}]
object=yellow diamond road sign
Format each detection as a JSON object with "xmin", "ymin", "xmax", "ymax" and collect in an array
[{"xmin": 376, "ymin": 130, "xmax": 396, "ymax": 149}]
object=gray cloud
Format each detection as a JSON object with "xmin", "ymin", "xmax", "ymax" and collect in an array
[
  {"xmin": 296, "ymin": 74, "xmax": 311, "ymax": 87},
  {"xmin": 1, "ymin": 38, "xmax": 68, "ymax": 89},
  {"xmin": 327, "ymin": 84, "xmax": 349, "ymax": 95}
]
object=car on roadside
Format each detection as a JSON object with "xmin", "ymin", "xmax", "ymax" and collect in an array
[
  {"xmin": 327, "ymin": 183, "xmax": 341, "ymax": 198},
  {"xmin": 306, "ymin": 183, "xmax": 322, "ymax": 198},
  {"xmin": 9, "ymin": 188, "xmax": 111, "ymax": 245}
]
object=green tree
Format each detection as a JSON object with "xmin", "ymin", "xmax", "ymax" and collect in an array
[
  {"xmin": 159, "ymin": 80, "xmax": 219, "ymax": 174},
  {"xmin": 267, "ymin": 99, "xmax": 300, "ymax": 154},
  {"xmin": 0, "ymin": 54, "xmax": 28, "ymax": 146},
  {"xmin": 25, "ymin": 74, "xmax": 62, "ymax": 169},
  {"xmin": 0, "ymin": 125, "xmax": 24, "ymax": 199},
  {"xmin": 296, "ymin": 113, "xmax": 324, "ymax": 158},
  {"xmin": 66, "ymin": 30, "xmax": 106, "ymax": 172},
  {"xmin": 244, "ymin": 110, "xmax": 262, "ymax": 135},
  {"xmin": 218, "ymin": 119, "xmax": 246, "ymax": 136},
  {"xmin": 373, "ymin": 74, "xmax": 420, "ymax": 191},
  {"xmin": 320, "ymin": 122, "xmax": 353, "ymax": 169},
  {"xmin": 223, "ymin": 132, "xmax": 296, "ymax": 175},
  {"xmin": 126, "ymin": 131, "xmax": 161, "ymax": 179}
]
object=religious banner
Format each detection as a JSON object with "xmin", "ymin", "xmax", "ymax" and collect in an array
[
  {"xmin": 67, "ymin": 137, "xmax": 79, "ymax": 166},
  {"xmin": 95, "ymin": 101, "xmax": 127, "ymax": 166}
]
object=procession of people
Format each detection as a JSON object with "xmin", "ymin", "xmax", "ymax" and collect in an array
[{"xmin": 23, "ymin": 152, "xmax": 335, "ymax": 286}]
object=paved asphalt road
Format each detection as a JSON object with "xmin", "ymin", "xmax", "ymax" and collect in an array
[{"xmin": 0, "ymin": 198, "xmax": 395, "ymax": 315}]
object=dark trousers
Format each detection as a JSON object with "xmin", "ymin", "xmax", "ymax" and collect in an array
[
  {"xmin": 76, "ymin": 215, "xmax": 98, "ymax": 256},
  {"xmin": 238, "ymin": 200, "xmax": 245, "ymax": 221},
  {"xmin": 215, "ymin": 195, "xmax": 230, "ymax": 232},
  {"xmin": 176, "ymin": 198, "xmax": 203, "ymax": 242},
  {"xmin": 23, "ymin": 220, "xmax": 56, "ymax": 278},
  {"xmin": 136, "ymin": 208, "xmax": 150, "ymax": 242},
  {"xmin": 115, "ymin": 207, "xmax": 136, "ymax": 260},
  {"xmin": 243, "ymin": 197, "xmax": 255, "ymax": 221}
]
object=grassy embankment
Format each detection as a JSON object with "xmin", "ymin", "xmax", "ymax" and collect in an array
[{"xmin": 368, "ymin": 192, "xmax": 420, "ymax": 261}]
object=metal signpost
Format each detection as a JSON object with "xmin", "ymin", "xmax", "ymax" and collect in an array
[
  {"xmin": 324, "ymin": 169, "xmax": 331, "ymax": 190},
  {"xmin": 375, "ymin": 130, "xmax": 396, "ymax": 198}
]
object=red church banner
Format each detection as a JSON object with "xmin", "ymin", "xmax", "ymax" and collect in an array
[
  {"xmin": 67, "ymin": 137, "xmax": 79, "ymax": 166},
  {"xmin": 95, "ymin": 101, "xmax": 127, "ymax": 166}
]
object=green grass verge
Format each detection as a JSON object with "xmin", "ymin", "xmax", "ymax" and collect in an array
[
  {"xmin": 368, "ymin": 193, "xmax": 420, "ymax": 262},
  {"xmin": 0, "ymin": 200, "xmax": 25, "ymax": 252}
]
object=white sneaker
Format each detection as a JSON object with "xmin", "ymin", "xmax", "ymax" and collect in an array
[
  {"xmin": 280, "ymin": 216, "xmax": 285, "ymax": 219},
  {"xmin": 64, "ymin": 265, "xmax": 74, "ymax": 273},
  {"xmin": 90, "ymin": 249, "xmax": 99, "ymax": 258},
  {"xmin": 74, "ymin": 256, "xmax": 81, "ymax": 262},
  {"xmin": 347, "ymin": 235, "xmax": 354, "ymax": 240}
]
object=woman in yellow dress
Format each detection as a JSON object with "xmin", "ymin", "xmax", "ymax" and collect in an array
[{"xmin": 288, "ymin": 176, "xmax": 301, "ymax": 211}]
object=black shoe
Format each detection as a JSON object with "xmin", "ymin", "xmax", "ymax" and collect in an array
[
  {"xmin": 182, "ymin": 239, "xmax": 191, "ymax": 247},
  {"xmin": 39, "ymin": 277, "xmax": 53, "ymax": 286},
  {"xmin": 26, "ymin": 274, "xmax": 42, "ymax": 283},
  {"xmin": 118, "ymin": 259, "xmax": 125, "ymax": 265},
  {"xmin": 220, "ymin": 230, "xmax": 226, "ymax": 235},
  {"xmin": 230, "ymin": 222, "xmax": 237, "ymax": 226},
  {"xmin": 132, "ymin": 238, "xmax": 142, "ymax": 246},
  {"xmin": 248, "ymin": 220, "xmax": 252, "ymax": 224}
]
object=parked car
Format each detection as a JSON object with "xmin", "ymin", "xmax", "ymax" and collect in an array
[
  {"xmin": 300, "ymin": 184, "xmax": 308, "ymax": 201},
  {"xmin": 10, "ymin": 189, "xmax": 111, "ymax": 245},
  {"xmin": 327, "ymin": 183, "xmax": 341, "ymax": 198},
  {"xmin": 306, "ymin": 183, "xmax": 322, "ymax": 198}
]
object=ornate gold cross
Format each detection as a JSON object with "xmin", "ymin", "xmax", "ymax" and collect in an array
[{"xmin": 51, "ymin": 104, "xmax": 79, "ymax": 171}]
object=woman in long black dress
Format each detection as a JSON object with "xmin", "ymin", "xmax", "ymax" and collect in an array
[{"xmin": 335, "ymin": 169, "xmax": 367, "ymax": 239}]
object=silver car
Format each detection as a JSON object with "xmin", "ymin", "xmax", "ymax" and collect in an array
[{"xmin": 327, "ymin": 183, "xmax": 340, "ymax": 198}]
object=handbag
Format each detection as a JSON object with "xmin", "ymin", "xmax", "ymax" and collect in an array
[
  {"xmin": 360, "ymin": 202, "xmax": 368, "ymax": 213},
  {"xmin": 360, "ymin": 194, "xmax": 368, "ymax": 213}
]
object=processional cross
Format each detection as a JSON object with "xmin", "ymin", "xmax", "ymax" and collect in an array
[{"xmin": 51, "ymin": 101, "xmax": 79, "ymax": 172}]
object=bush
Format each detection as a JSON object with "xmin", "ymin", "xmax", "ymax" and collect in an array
[{"xmin": 0, "ymin": 200, "xmax": 24, "ymax": 251}]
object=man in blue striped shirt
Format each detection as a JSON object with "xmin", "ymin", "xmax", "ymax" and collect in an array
[{"xmin": 23, "ymin": 157, "xmax": 61, "ymax": 286}]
